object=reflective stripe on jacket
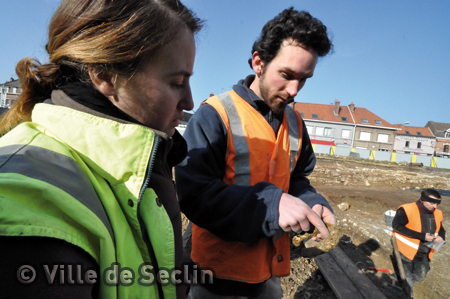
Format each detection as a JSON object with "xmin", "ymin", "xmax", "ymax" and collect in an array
[
  {"xmin": 393, "ymin": 202, "xmax": 443, "ymax": 261},
  {"xmin": 191, "ymin": 91, "xmax": 303, "ymax": 283},
  {"xmin": 0, "ymin": 102, "xmax": 176, "ymax": 298}
]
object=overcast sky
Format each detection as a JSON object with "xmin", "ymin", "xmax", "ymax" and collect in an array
[{"xmin": 1, "ymin": 0, "xmax": 449, "ymax": 127}]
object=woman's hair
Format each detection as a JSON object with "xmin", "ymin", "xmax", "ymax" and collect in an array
[
  {"xmin": 0, "ymin": 0, "xmax": 202, "ymax": 135},
  {"xmin": 248, "ymin": 8, "xmax": 333, "ymax": 69}
]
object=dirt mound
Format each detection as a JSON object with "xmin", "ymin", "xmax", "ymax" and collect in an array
[
  {"xmin": 181, "ymin": 156, "xmax": 450, "ymax": 299},
  {"xmin": 282, "ymin": 155, "xmax": 450, "ymax": 299}
]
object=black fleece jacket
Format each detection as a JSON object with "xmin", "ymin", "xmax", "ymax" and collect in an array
[{"xmin": 393, "ymin": 200, "xmax": 446, "ymax": 256}]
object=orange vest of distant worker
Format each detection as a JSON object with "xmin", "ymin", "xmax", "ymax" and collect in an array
[
  {"xmin": 191, "ymin": 90, "xmax": 303, "ymax": 283},
  {"xmin": 393, "ymin": 202, "xmax": 443, "ymax": 261}
]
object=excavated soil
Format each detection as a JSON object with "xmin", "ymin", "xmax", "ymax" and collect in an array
[
  {"xmin": 181, "ymin": 155, "xmax": 450, "ymax": 299},
  {"xmin": 281, "ymin": 155, "xmax": 450, "ymax": 299}
]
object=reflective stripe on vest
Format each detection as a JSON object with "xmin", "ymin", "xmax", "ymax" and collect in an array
[
  {"xmin": 285, "ymin": 105, "xmax": 300, "ymax": 173},
  {"xmin": 393, "ymin": 231, "xmax": 419, "ymax": 250},
  {"xmin": 217, "ymin": 92, "xmax": 251, "ymax": 186},
  {"xmin": 217, "ymin": 92, "xmax": 300, "ymax": 185},
  {"xmin": 0, "ymin": 144, "xmax": 115, "ymax": 244}
]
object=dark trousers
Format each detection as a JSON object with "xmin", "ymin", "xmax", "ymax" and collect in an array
[{"xmin": 400, "ymin": 253, "xmax": 430, "ymax": 298}]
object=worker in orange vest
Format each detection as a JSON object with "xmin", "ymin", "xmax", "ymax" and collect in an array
[
  {"xmin": 176, "ymin": 8, "xmax": 336, "ymax": 298},
  {"xmin": 392, "ymin": 189, "xmax": 445, "ymax": 298}
]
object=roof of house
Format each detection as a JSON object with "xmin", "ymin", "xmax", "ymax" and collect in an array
[
  {"xmin": 391, "ymin": 124, "xmax": 434, "ymax": 137},
  {"xmin": 425, "ymin": 121, "xmax": 450, "ymax": 137},
  {"xmin": 349, "ymin": 107, "xmax": 393, "ymax": 127},
  {"xmin": 292, "ymin": 100, "xmax": 395, "ymax": 129},
  {"xmin": 1, "ymin": 79, "xmax": 20, "ymax": 88},
  {"xmin": 292, "ymin": 101, "xmax": 354, "ymax": 124}
]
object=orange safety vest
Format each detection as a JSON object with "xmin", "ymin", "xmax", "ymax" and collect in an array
[
  {"xmin": 191, "ymin": 90, "xmax": 303, "ymax": 283},
  {"xmin": 393, "ymin": 202, "xmax": 443, "ymax": 261}
]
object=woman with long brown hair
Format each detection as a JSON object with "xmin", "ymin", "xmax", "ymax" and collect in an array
[{"xmin": 0, "ymin": 0, "xmax": 202, "ymax": 298}]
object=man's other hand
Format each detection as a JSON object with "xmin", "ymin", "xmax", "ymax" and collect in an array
[
  {"xmin": 425, "ymin": 233, "xmax": 436, "ymax": 242},
  {"xmin": 310, "ymin": 204, "xmax": 337, "ymax": 241}
]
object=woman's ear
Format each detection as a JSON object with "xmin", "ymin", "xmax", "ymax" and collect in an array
[{"xmin": 89, "ymin": 68, "xmax": 117, "ymax": 97}]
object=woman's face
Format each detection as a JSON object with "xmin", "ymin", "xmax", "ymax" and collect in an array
[{"xmin": 114, "ymin": 27, "xmax": 196, "ymax": 136}]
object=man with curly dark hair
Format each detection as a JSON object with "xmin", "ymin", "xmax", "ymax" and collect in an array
[{"xmin": 176, "ymin": 8, "xmax": 335, "ymax": 298}]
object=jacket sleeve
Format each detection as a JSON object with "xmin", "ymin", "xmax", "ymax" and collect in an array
[
  {"xmin": 392, "ymin": 207, "xmax": 425, "ymax": 241},
  {"xmin": 438, "ymin": 221, "xmax": 446, "ymax": 240},
  {"xmin": 288, "ymin": 119, "xmax": 333, "ymax": 213},
  {"xmin": 175, "ymin": 104, "xmax": 283, "ymax": 243}
]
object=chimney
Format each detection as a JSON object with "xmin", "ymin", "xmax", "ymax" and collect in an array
[
  {"xmin": 334, "ymin": 99, "xmax": 340, "ymax": 115},
  {"xmin": 349, "ymin": 102, "xmax": 355, "ymax": 112},
  {"xmin": 209, "ymin": 92, "xmax": 214, "ymax": 97}
]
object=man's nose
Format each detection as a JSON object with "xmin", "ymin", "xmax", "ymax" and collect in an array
[{"xmin": 286, "ymin": 80, "xmax": 301, "ymax": 98}]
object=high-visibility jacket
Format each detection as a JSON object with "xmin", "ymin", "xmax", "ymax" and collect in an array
[
  {"xmin": 191, "ymin": 91, "xmax": 303, "ymax": 283},
  {"xmin": 0, "ymin": 101, "xmax": 177, "ymax": 298},
  {"xmin": 393, "ymin": 202, "xmax": 443, "ymax": 261}
]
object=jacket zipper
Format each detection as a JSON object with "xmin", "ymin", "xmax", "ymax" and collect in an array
[{"xmin": 137, "ymin": 134, "xmax": 165, "ymax": 299}]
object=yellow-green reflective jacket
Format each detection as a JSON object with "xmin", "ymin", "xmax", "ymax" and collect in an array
[{"xmin": 0, "ymin": 101, "xmax": 177, "ymax": 298}]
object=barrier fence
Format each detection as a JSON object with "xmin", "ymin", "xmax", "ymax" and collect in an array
[{"xmin": 312, "ymin": 144, "xmax": 450, "ymax": 170}]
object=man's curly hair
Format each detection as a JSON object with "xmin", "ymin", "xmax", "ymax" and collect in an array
[{"xmin": 248, "ymin": 8, "xmax": 333, "ymax": 68}]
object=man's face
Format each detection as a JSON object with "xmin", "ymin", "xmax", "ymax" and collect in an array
[
  {"xmin": 422, "ymin": 196, "xmax": 440, "ymax": 211},
  {"xmin": 252, "ymin": 39, "xmax": 318, "ymax": 114}
]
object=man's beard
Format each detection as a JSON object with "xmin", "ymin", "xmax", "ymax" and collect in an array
[{"xmin": 259, "ymin": 72, "xmax": 294, "ymax": 114}]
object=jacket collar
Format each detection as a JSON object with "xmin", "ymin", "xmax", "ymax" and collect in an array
[
  {"xmin": 232, "ymin": 75, "xmax": 285, "ymax": 135},
  {"xmin": 32, "ymin": 90, "xmax": 186, "ymax": 197}
]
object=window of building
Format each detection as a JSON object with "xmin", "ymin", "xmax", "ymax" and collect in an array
[
  {"xmin": 361, "ymin": 119, "xmax": 369, "ymax": 123},
  {"xmin": 324, "ymin": 127, "xmax": 332, "ymax": 136},
  {"xmin": 417, "ymin": 132, "xmax": 422, "ymax": 136},
  {"xmin": 377, "ymin": 133, "xmax": 389, "ymax": 143},
  {"xmin": 342, "ymin": 129, "xmax": 350, "ymax": 138},
  {"xmin": 316, "ymin": 126, "xmax": 324, "ymax": 136},
  {"xmin": 405, "ymin": 131, "xmax": 410, "ymax": 134},
  {"xmin": 359, "ymin": 131, "xmax": 371, "ymax": 141},
  {"xmin": 375, "ymin": 120, "xmax": 382, "ymax": 125},
  {"xmin": 306, "ymin": 126, "xmax": 313, "ymax": 135},
  {"xmin": 405, "ymin": 141, "xmax": 410, "ymax": 147},
  {"xmin": 417, "ymin": 142, "xmax": 422, "ymax": 149},
  {"xmin": 312, "ymin": 114, "xmax": 318, "ymax": 119},
  {"xmin": 444, "ymin": 145, "xmax": 449, "ymax": 152},
  {"xmin": 341, "ymin": 117, "xmax": 348, "ymax": 121},
  {"xmin": 445, "ymin": 130, "xmax": 450, "ymax": 138},
  {"xmin": 12, "ymin": 88, "xmax": 17, "ymax": 94}
]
